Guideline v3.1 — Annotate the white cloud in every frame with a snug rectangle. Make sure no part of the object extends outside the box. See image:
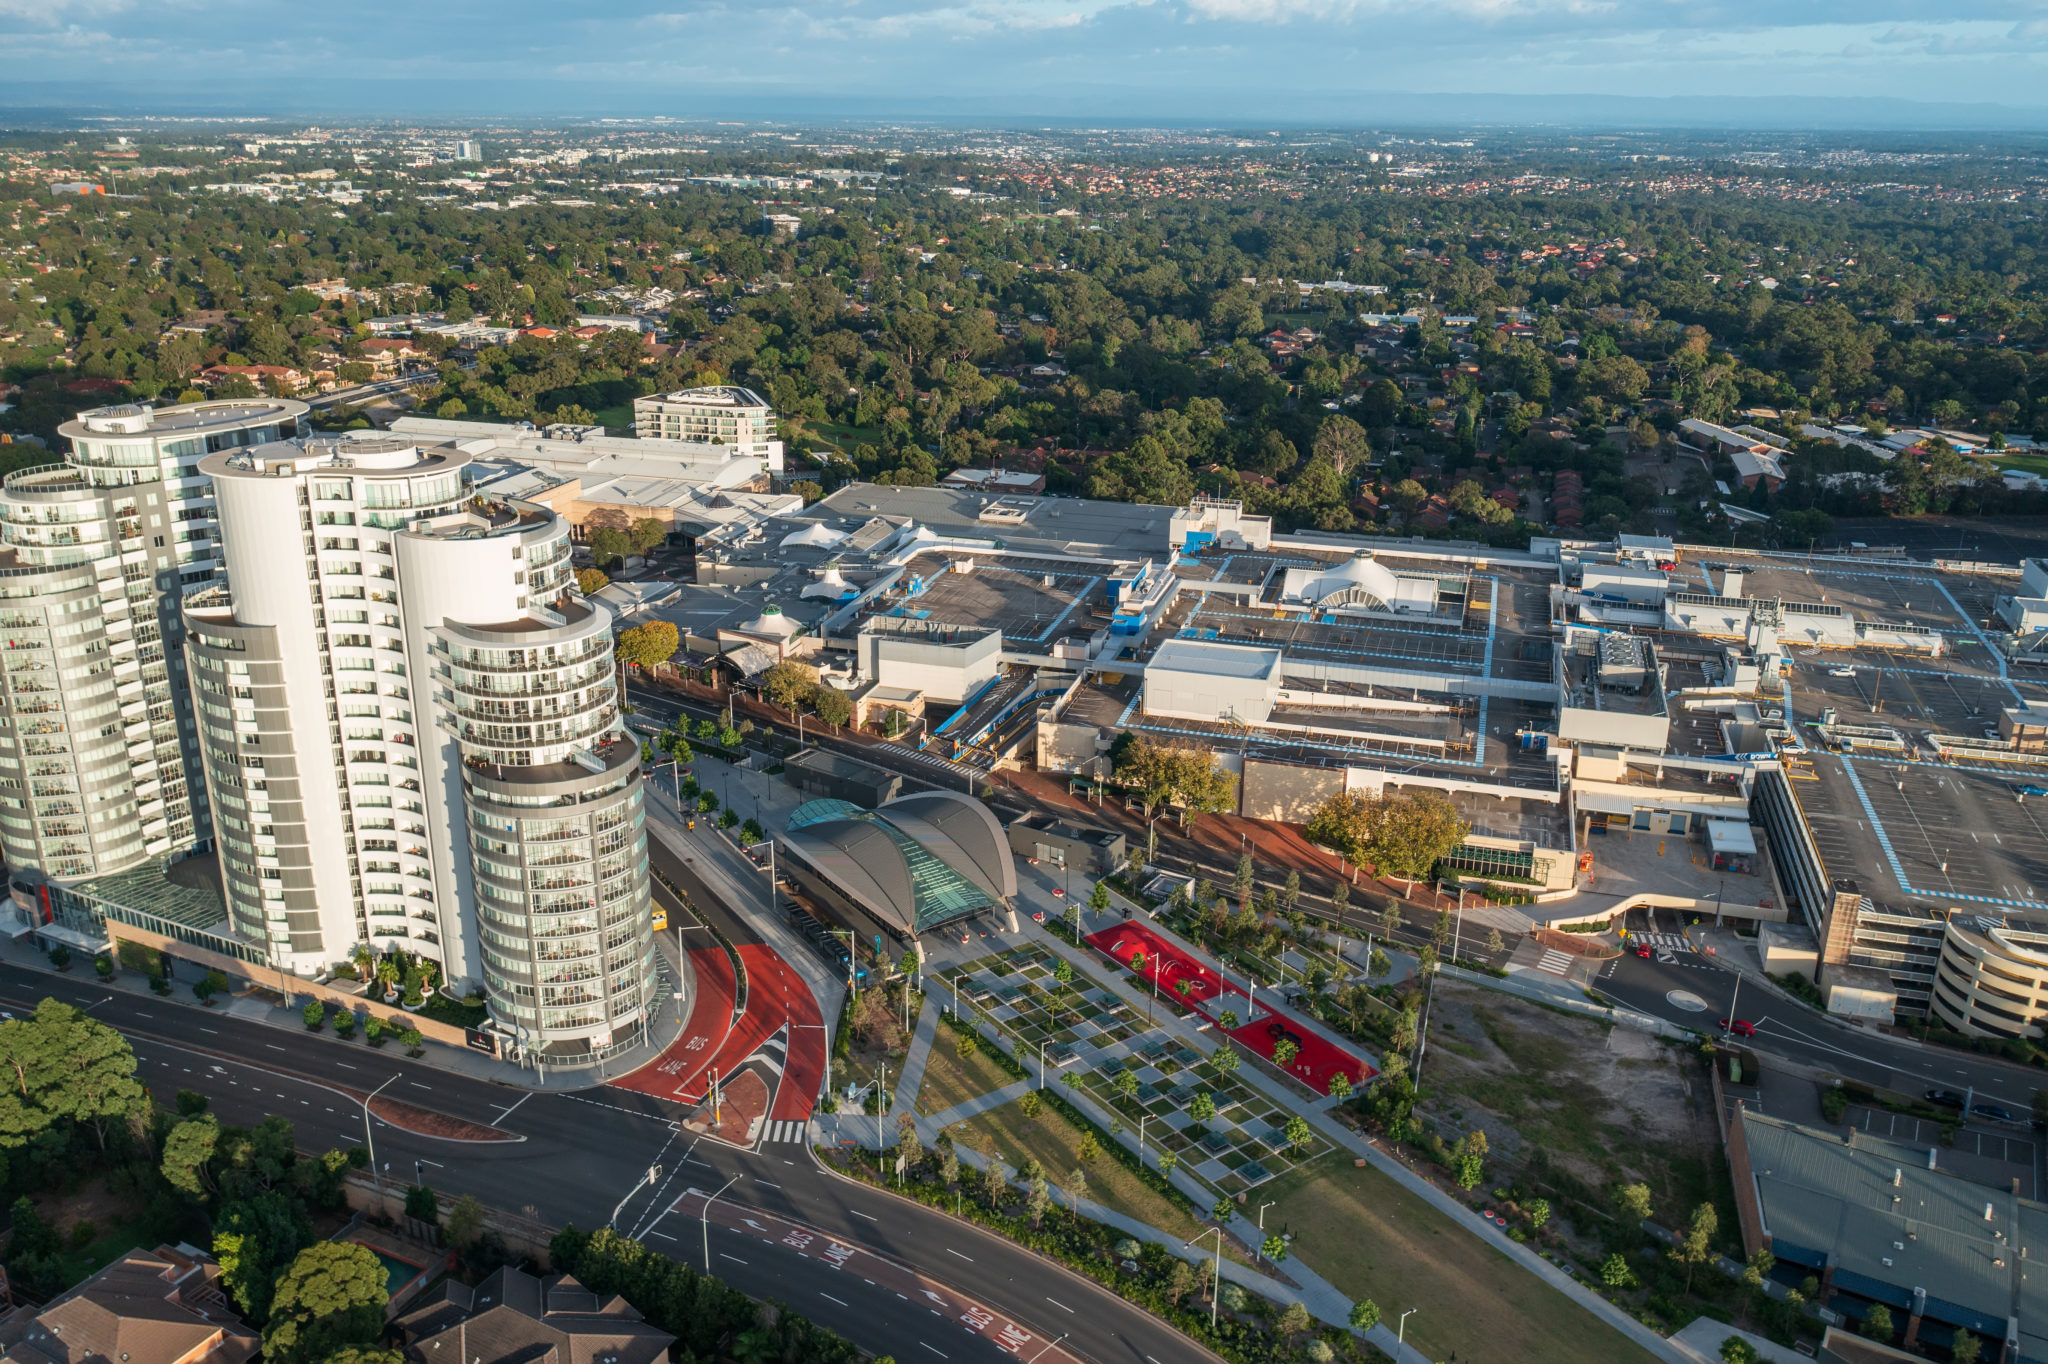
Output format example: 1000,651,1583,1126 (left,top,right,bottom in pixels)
0,0,130,21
